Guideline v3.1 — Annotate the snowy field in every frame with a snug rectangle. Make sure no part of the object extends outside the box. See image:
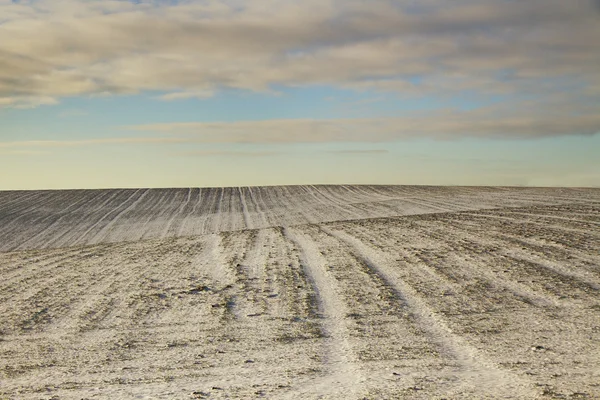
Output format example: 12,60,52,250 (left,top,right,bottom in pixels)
0,185,599,399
